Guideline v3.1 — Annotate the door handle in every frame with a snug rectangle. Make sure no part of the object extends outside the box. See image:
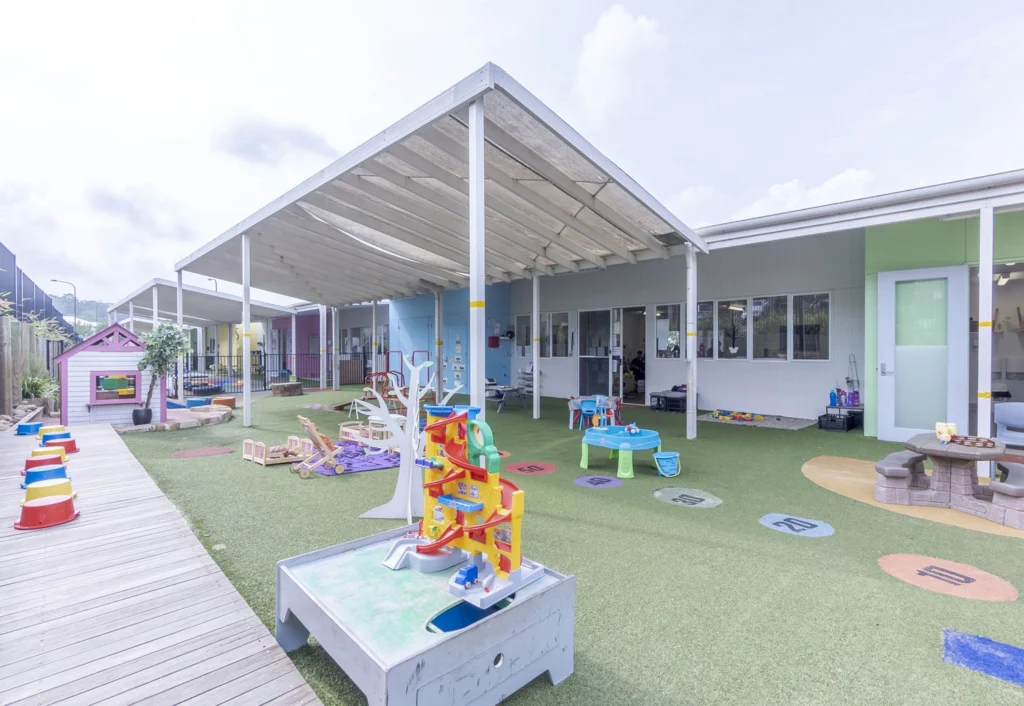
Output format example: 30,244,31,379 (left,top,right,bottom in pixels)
880,363,895,376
